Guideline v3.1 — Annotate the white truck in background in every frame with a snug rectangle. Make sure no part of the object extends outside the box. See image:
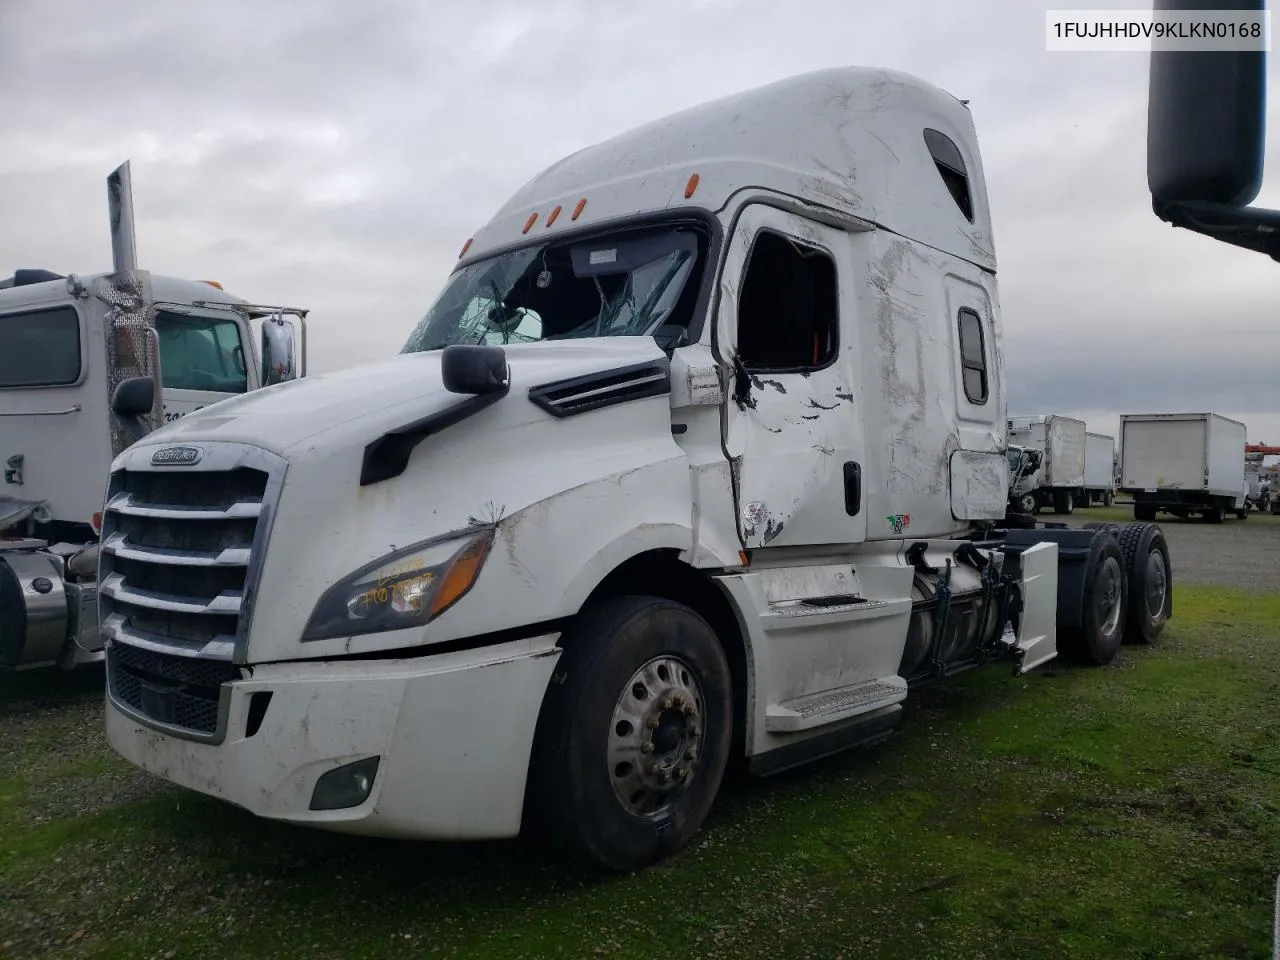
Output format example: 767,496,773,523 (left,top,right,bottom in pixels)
1007,414,1087,514
1119,413,1249,523
100,68,1176,873
0,162,309,671
1078,432,1117,508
